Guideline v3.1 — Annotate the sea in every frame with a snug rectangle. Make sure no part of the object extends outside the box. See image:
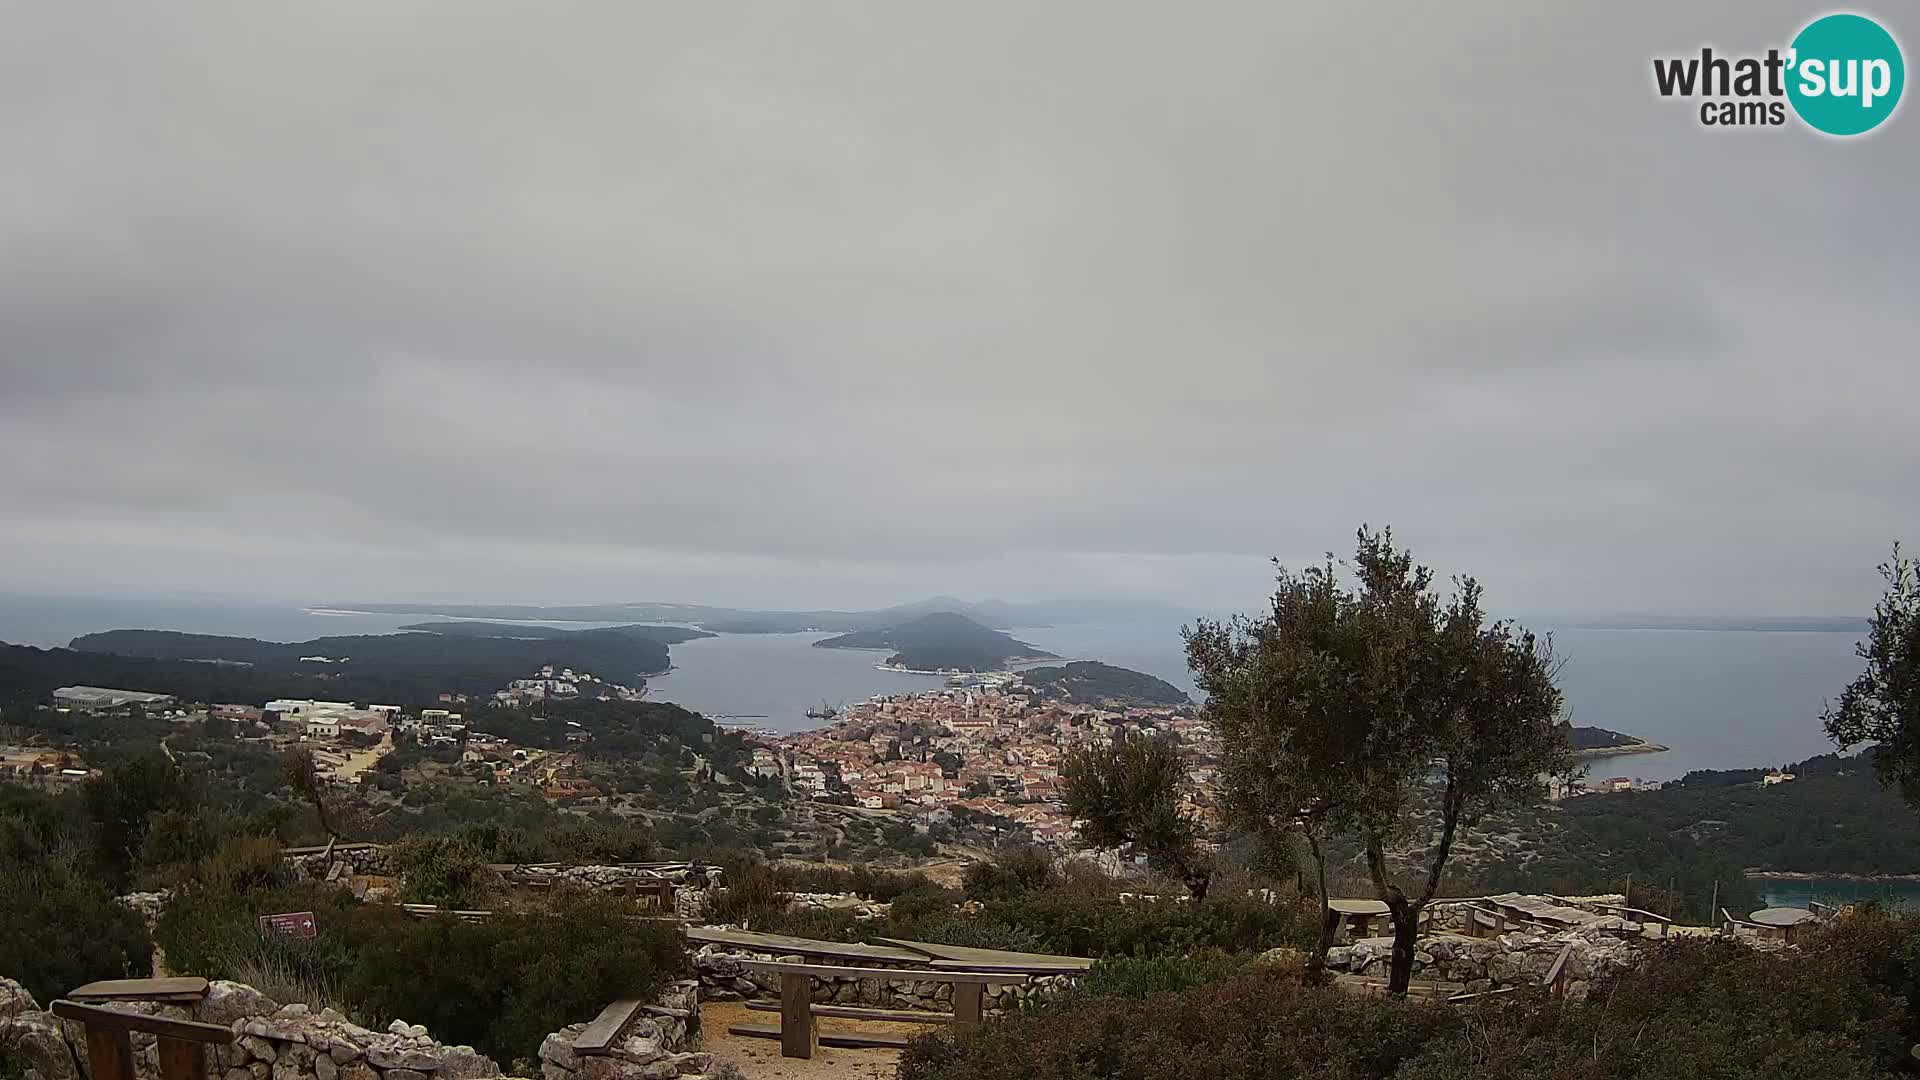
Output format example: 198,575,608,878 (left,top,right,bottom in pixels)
0,591,1869,782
